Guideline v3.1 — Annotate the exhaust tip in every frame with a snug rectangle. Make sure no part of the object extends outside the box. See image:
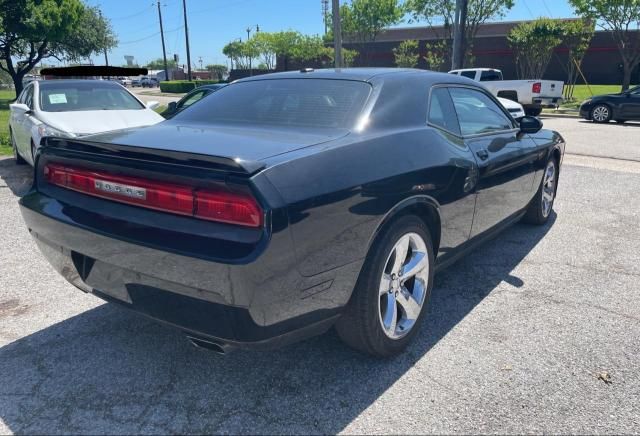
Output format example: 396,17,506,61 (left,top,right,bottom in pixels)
187,336,231,355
